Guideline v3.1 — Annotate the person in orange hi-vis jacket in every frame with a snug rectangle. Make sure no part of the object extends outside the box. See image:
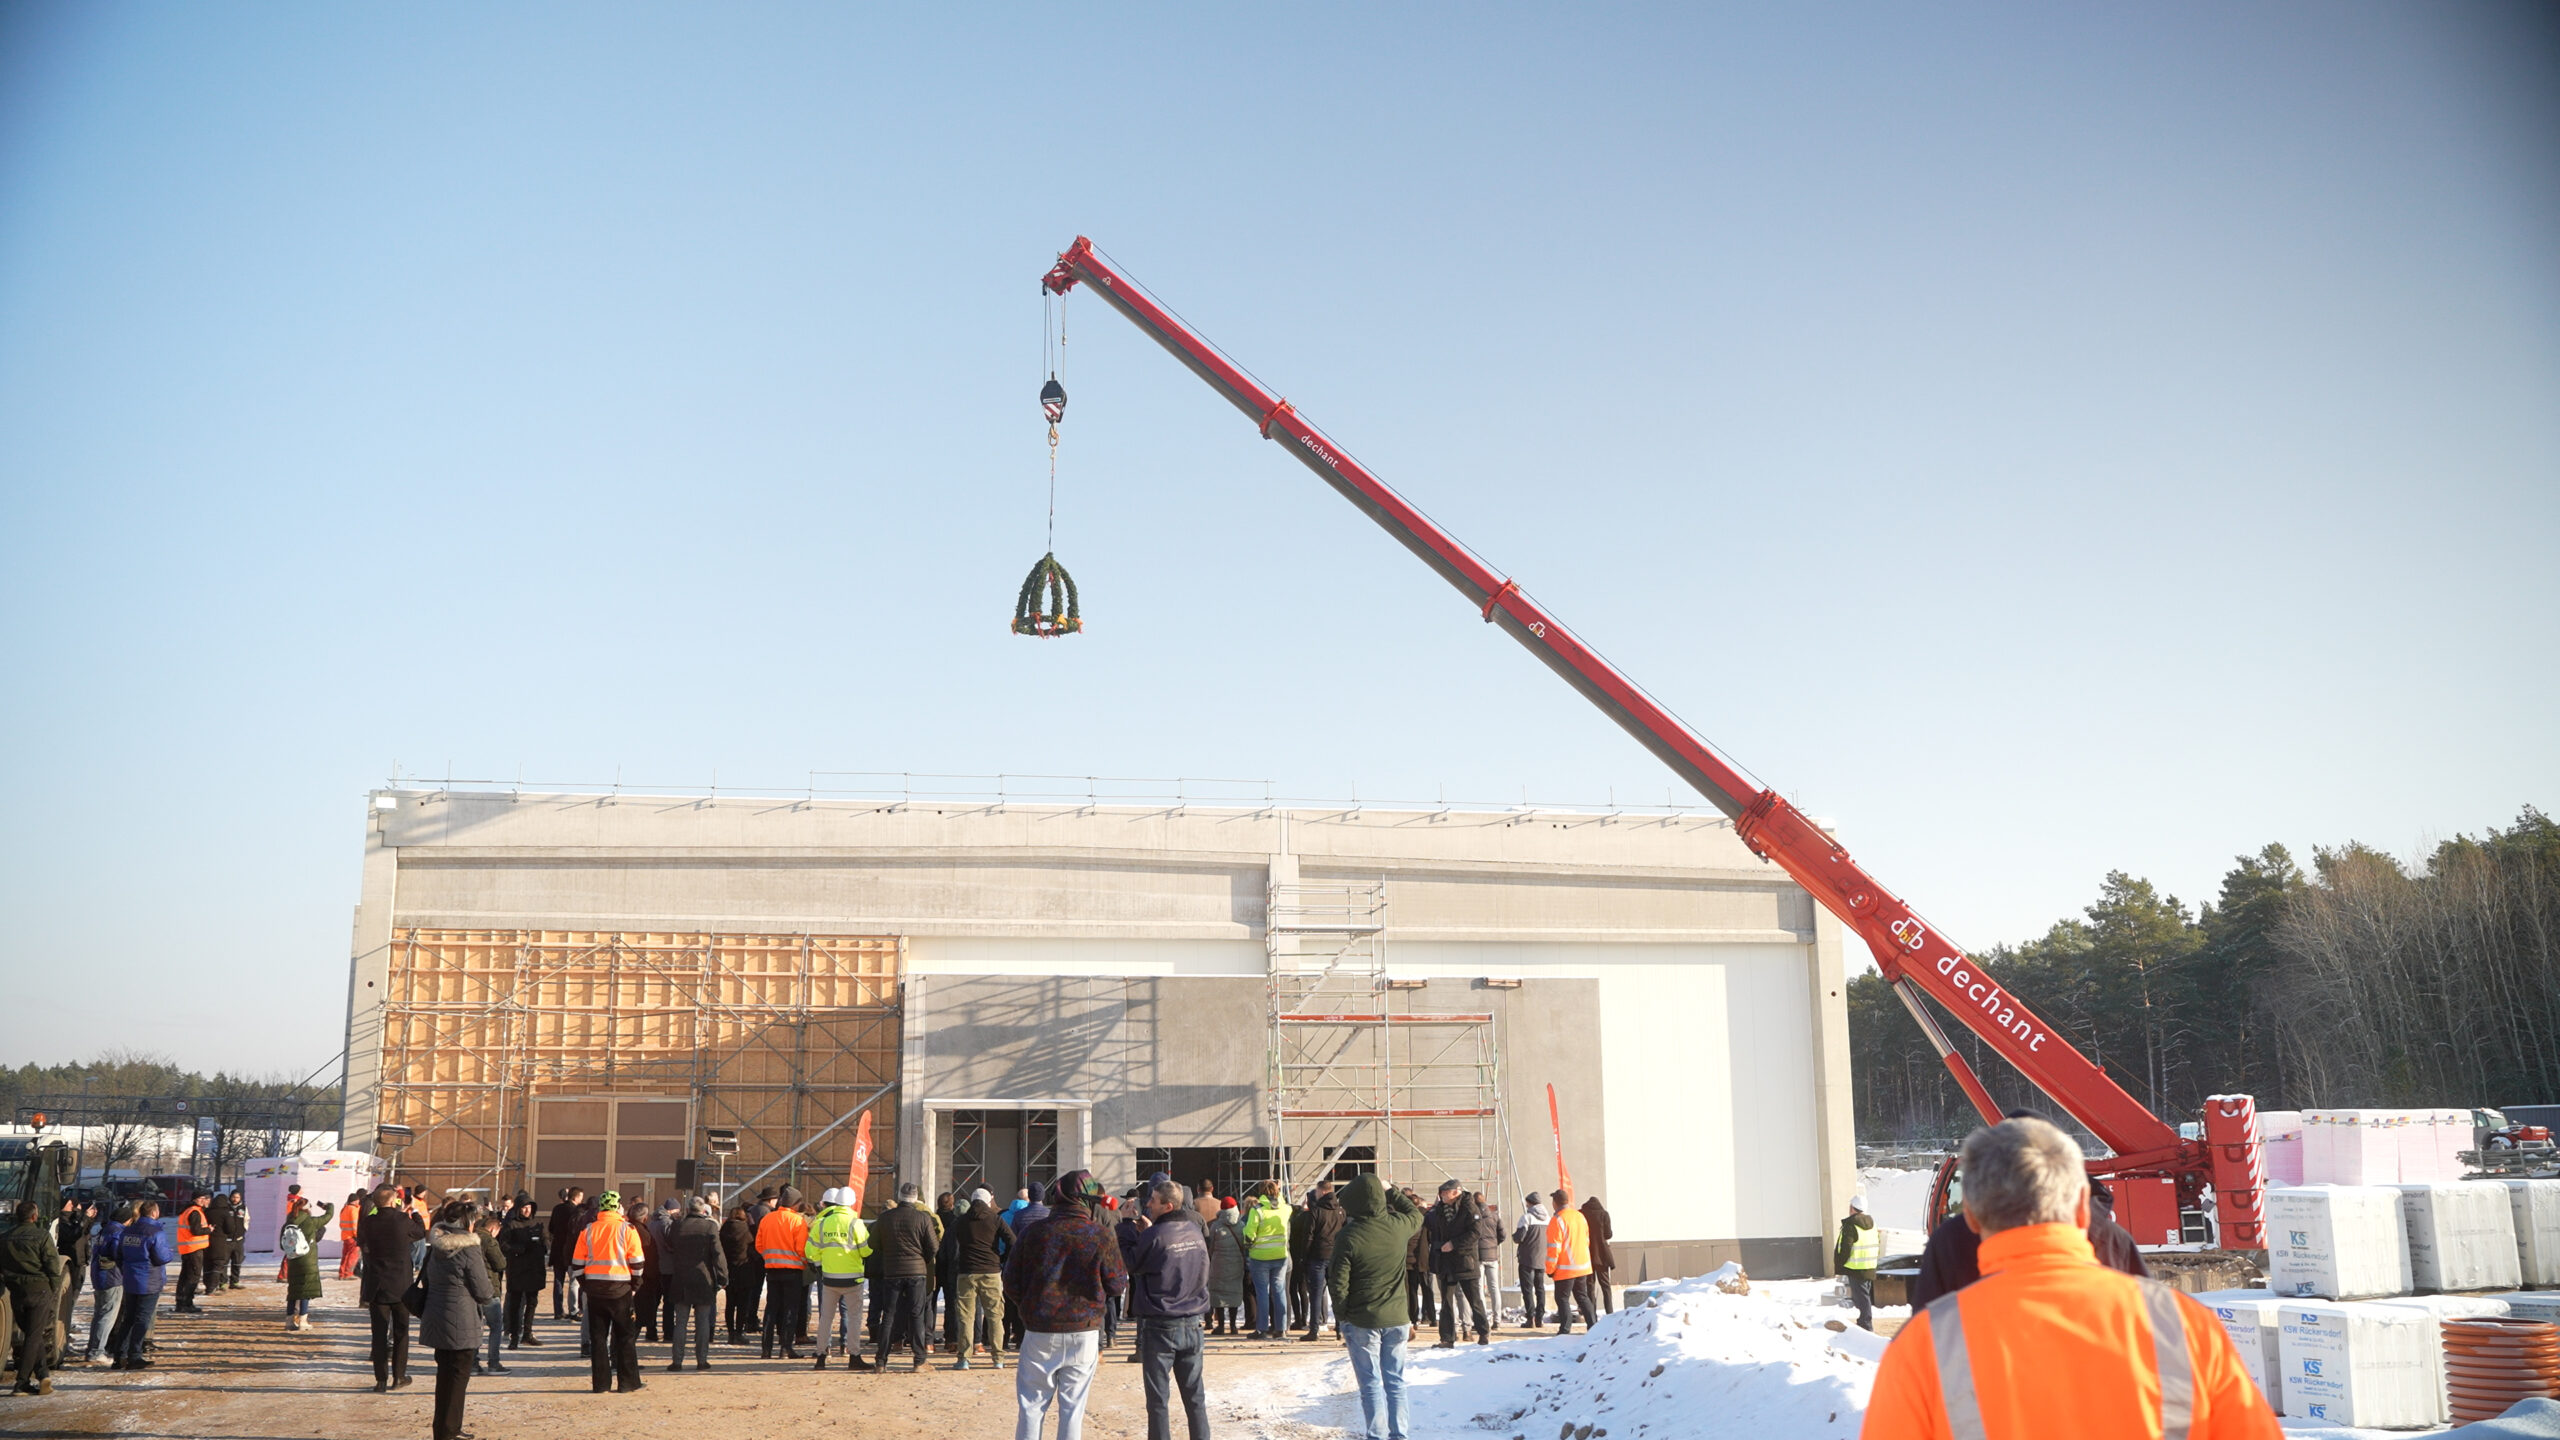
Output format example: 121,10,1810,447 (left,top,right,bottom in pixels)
573,1191,649,1393
752,1185,812,1361
337,1190,364,1280
1861,1117,2280,1440
1541,1188,1596,1336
